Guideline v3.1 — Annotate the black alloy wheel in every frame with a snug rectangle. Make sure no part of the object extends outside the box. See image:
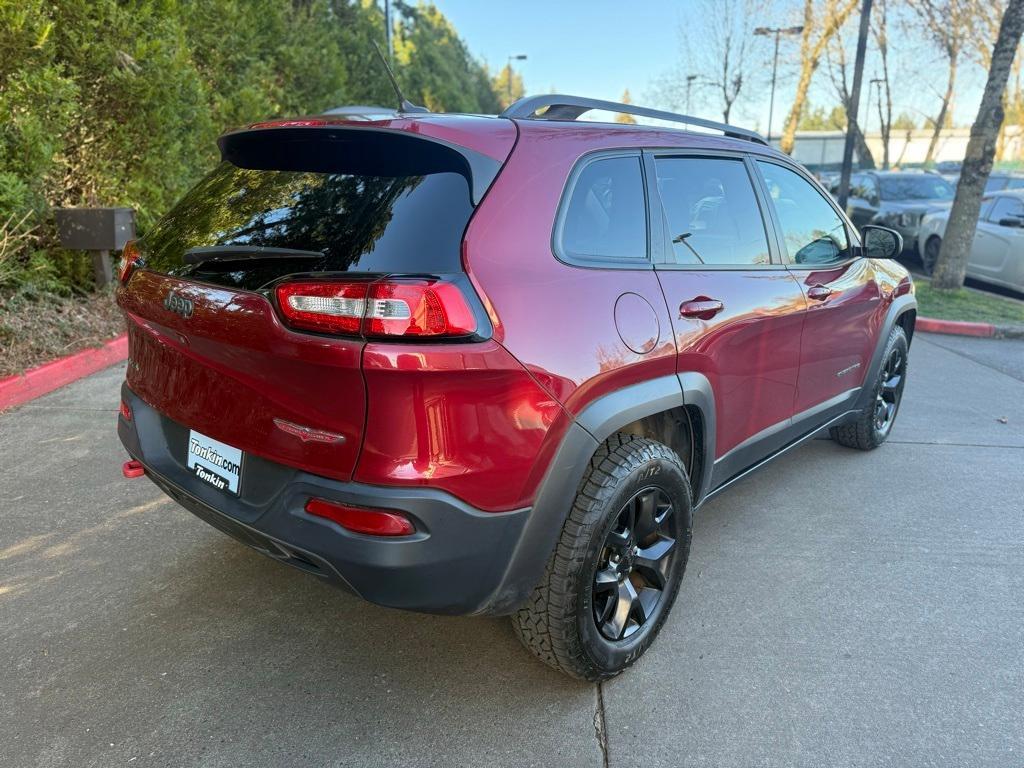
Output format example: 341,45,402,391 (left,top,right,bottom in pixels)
874,343,906,437
592,487,678,641
922,236,941,275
